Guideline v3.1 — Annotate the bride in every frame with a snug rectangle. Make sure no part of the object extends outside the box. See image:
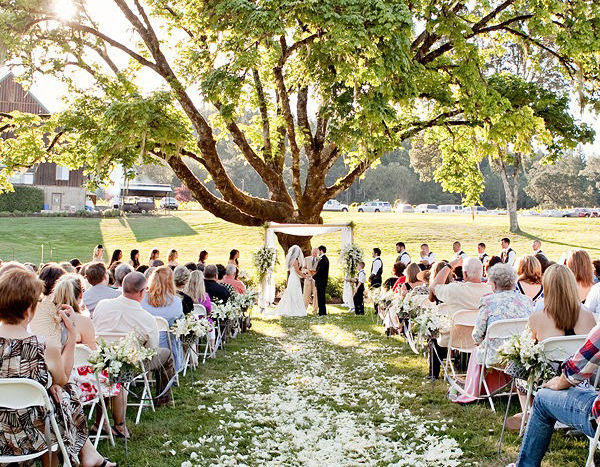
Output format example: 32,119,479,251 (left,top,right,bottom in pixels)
265,245,308,317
